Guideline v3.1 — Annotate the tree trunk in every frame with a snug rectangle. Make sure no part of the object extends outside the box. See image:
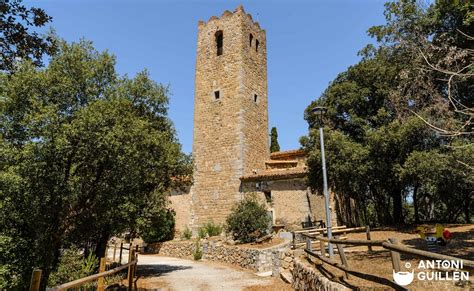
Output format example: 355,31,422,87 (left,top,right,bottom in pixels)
94,230,111,260
464,190,471,223
392,190,403,224
413,185,419,224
